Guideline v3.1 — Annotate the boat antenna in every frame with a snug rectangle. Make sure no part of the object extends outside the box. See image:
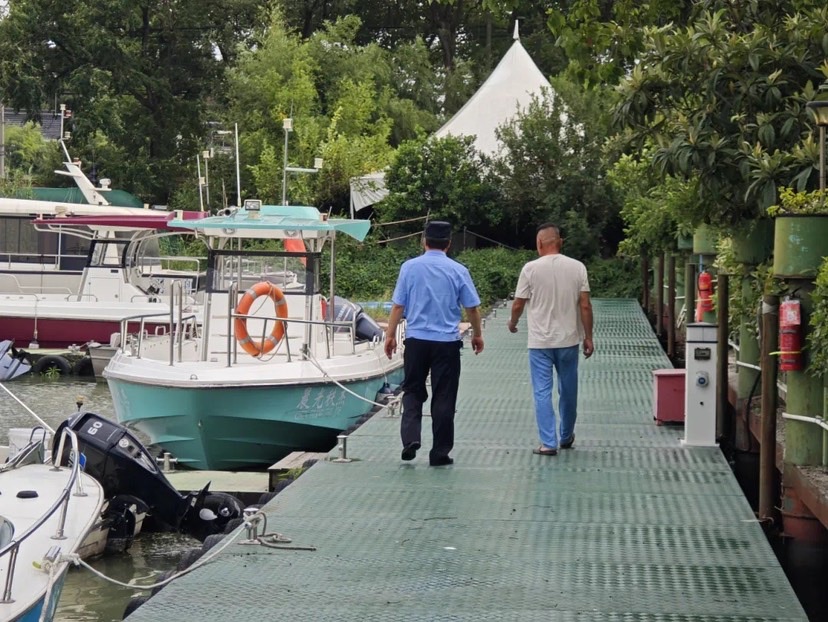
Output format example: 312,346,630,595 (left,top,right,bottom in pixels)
0,382,56,433
235,122,242,207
